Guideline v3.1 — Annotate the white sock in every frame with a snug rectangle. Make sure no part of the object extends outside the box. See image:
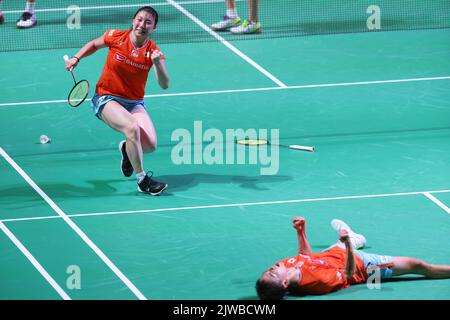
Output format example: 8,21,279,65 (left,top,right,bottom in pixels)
136,171,146,183
25,1,35,14
226,8,237,19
